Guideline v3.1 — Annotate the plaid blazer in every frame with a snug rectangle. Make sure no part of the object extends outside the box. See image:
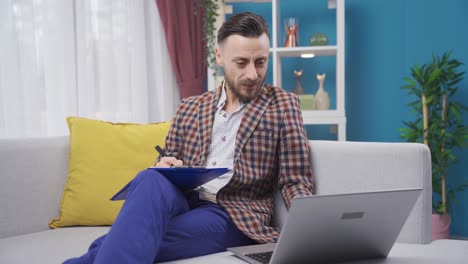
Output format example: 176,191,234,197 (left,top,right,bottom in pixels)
164,85,314,243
